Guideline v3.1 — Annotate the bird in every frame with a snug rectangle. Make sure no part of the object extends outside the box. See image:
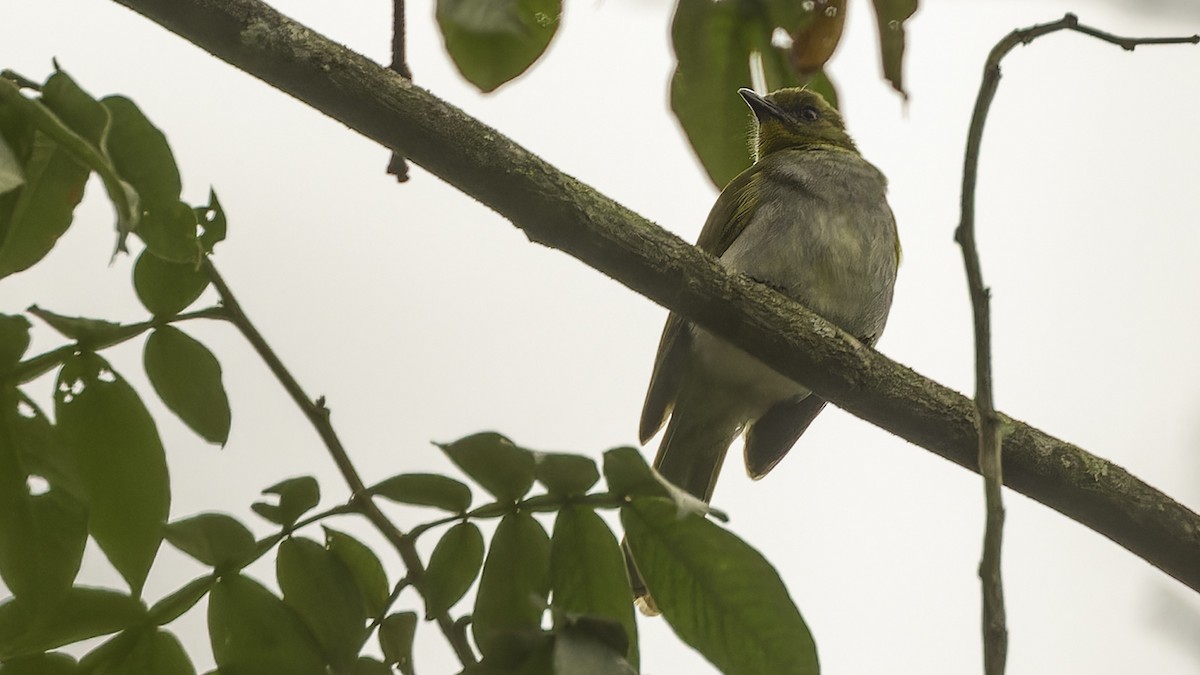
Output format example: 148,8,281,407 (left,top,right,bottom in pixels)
628,86,900,610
